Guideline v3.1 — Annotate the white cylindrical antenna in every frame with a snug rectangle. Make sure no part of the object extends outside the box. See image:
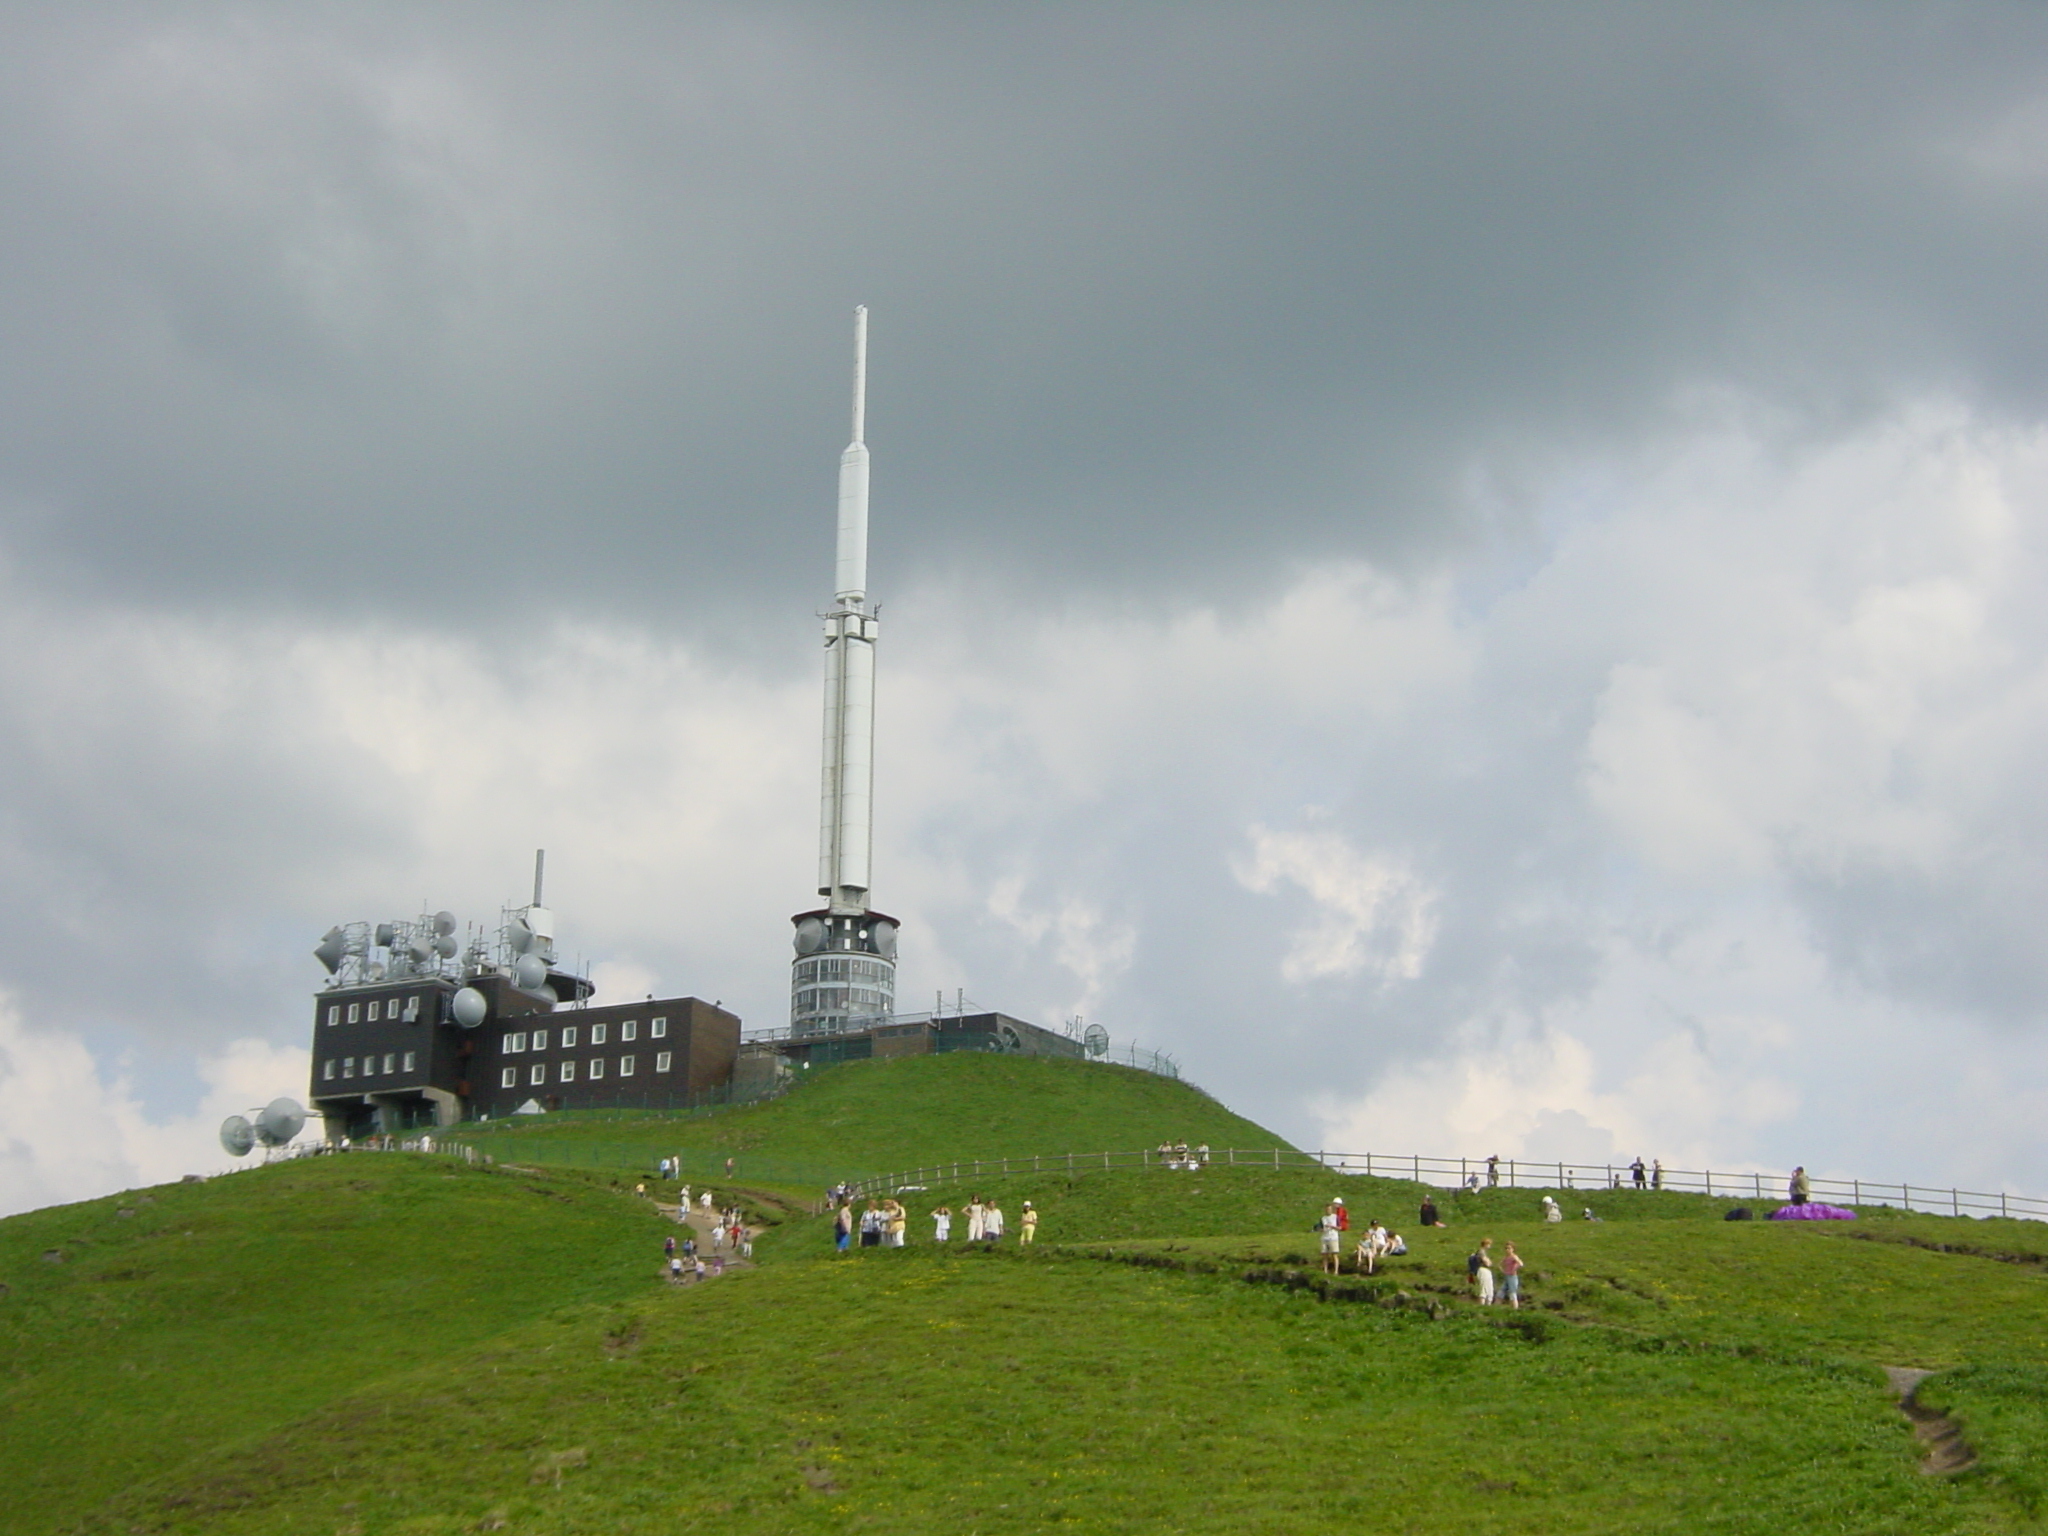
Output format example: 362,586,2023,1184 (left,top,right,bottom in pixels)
835,307,870,605
533,848,546,907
